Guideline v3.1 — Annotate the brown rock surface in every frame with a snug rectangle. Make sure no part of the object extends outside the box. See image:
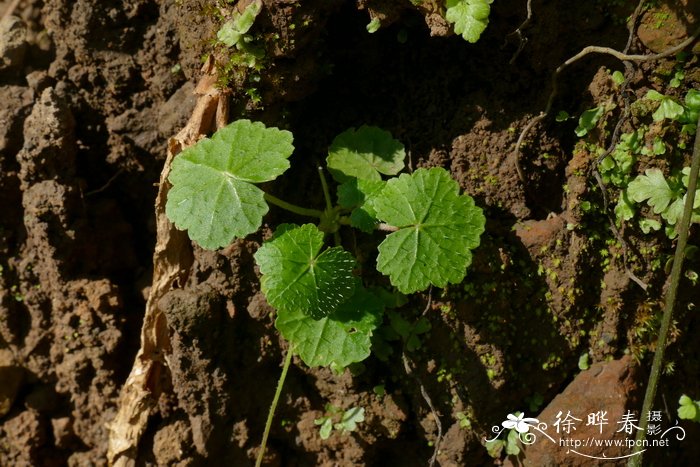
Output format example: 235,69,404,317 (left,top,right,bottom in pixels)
517,356,643,466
